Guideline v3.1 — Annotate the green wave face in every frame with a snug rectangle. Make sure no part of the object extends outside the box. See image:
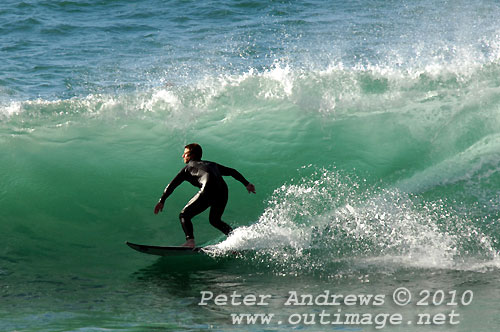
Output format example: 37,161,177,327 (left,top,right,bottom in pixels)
2,62,500,276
